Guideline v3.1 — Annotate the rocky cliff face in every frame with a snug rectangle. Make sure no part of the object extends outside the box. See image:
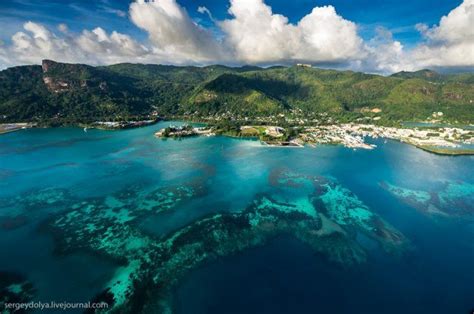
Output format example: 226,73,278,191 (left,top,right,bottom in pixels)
41,59,54,73
42,76,71,93
42,59,88,75
41,59,107,93
42,60,75,93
